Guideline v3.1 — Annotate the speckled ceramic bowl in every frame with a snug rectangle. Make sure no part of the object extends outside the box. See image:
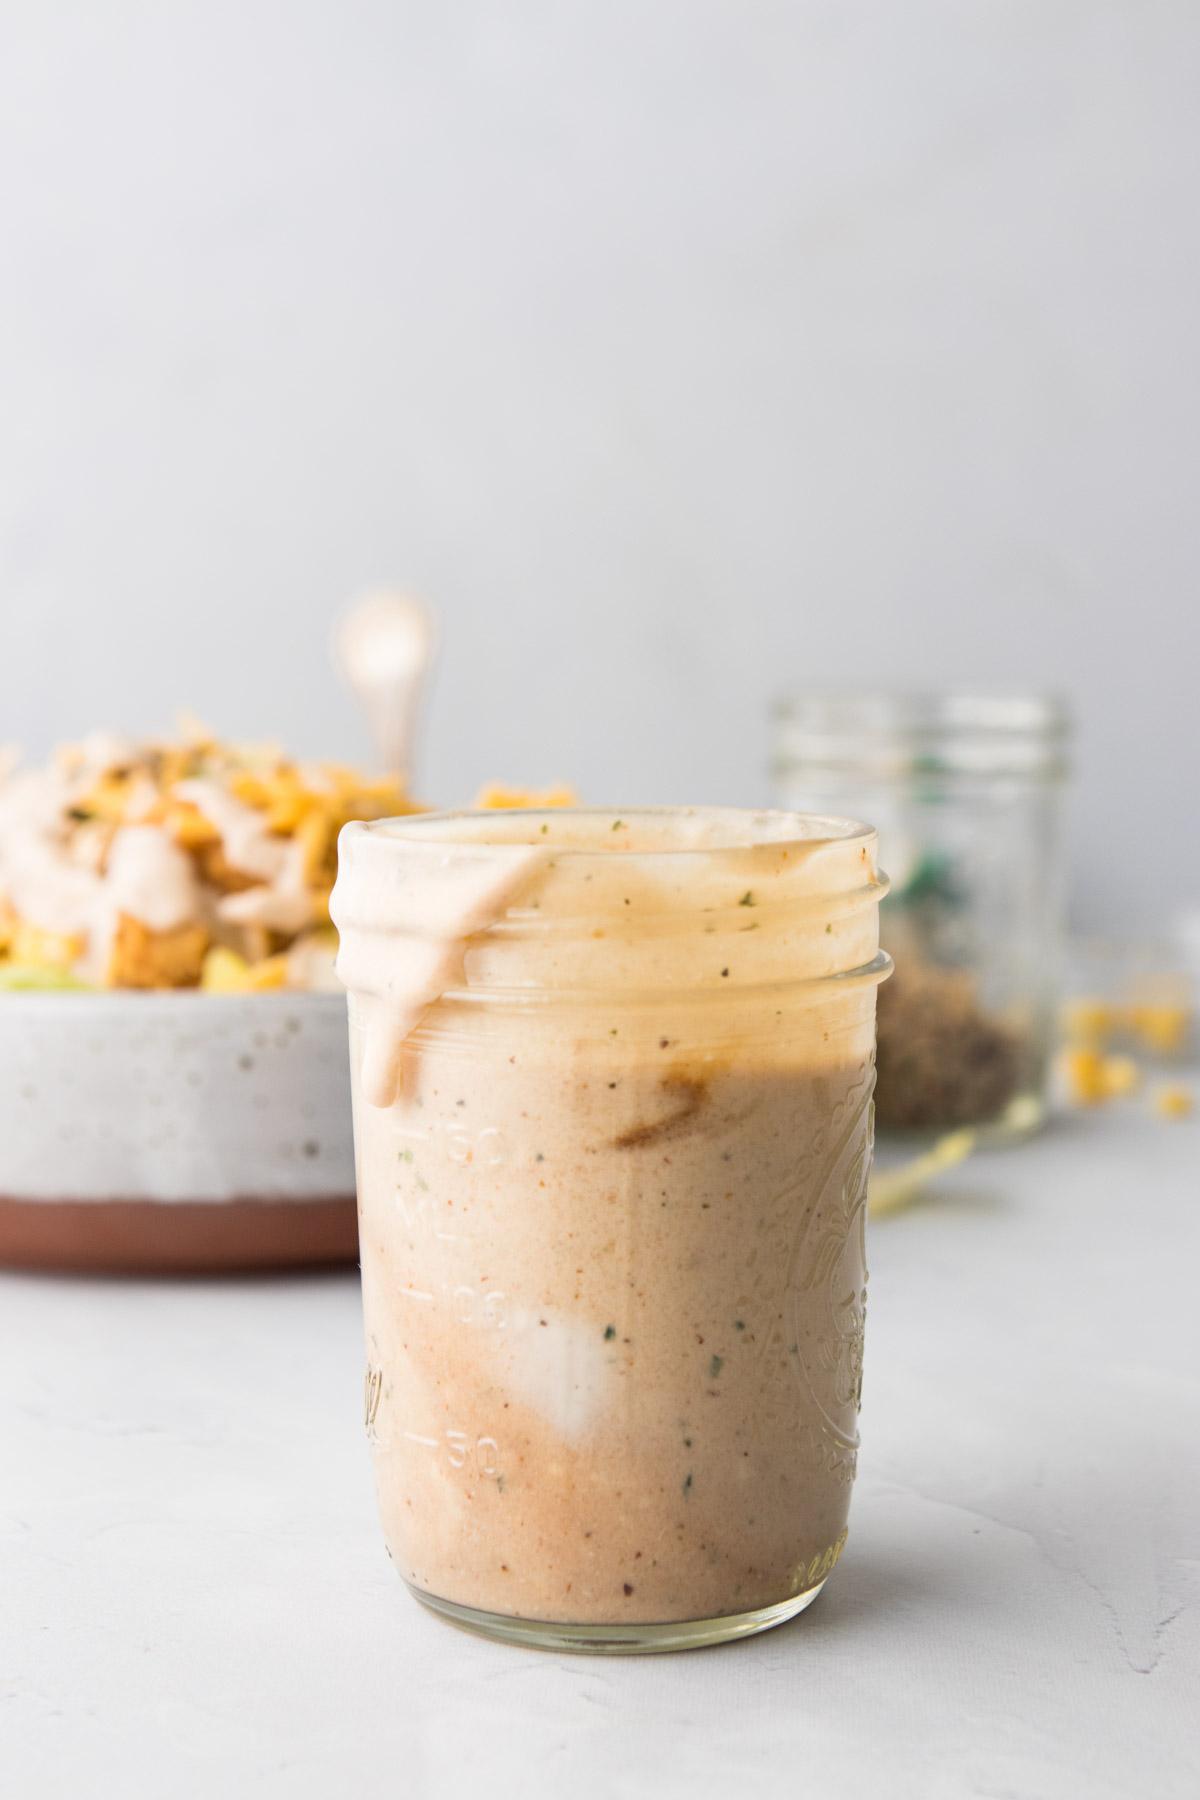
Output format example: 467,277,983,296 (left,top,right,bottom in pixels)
0,992,357,1272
